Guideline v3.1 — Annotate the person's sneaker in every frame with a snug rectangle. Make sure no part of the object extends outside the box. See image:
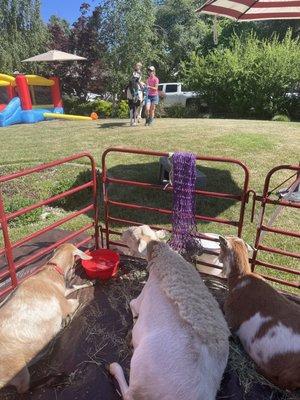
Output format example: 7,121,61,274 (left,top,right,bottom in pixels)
148,117,154,125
